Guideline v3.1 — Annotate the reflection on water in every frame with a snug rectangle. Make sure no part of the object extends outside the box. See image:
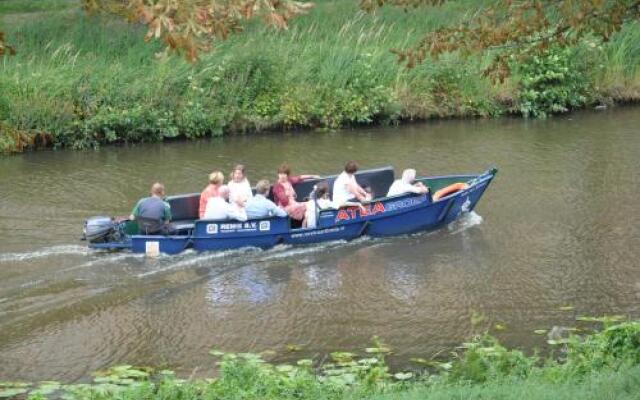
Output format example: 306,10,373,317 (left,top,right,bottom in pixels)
1,108,640,381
